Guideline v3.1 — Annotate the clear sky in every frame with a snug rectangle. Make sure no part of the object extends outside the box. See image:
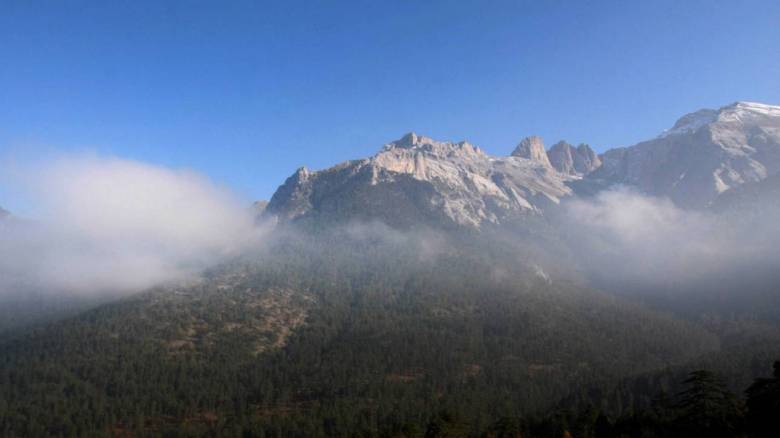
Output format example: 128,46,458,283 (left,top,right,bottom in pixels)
1,0,779,211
